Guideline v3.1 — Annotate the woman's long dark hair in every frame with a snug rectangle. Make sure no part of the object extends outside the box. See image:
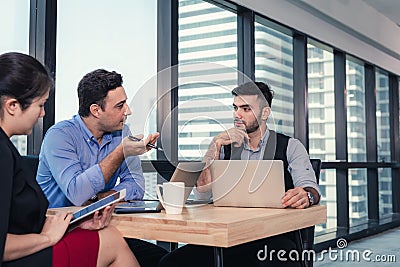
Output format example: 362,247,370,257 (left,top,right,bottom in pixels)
0,52,53,116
